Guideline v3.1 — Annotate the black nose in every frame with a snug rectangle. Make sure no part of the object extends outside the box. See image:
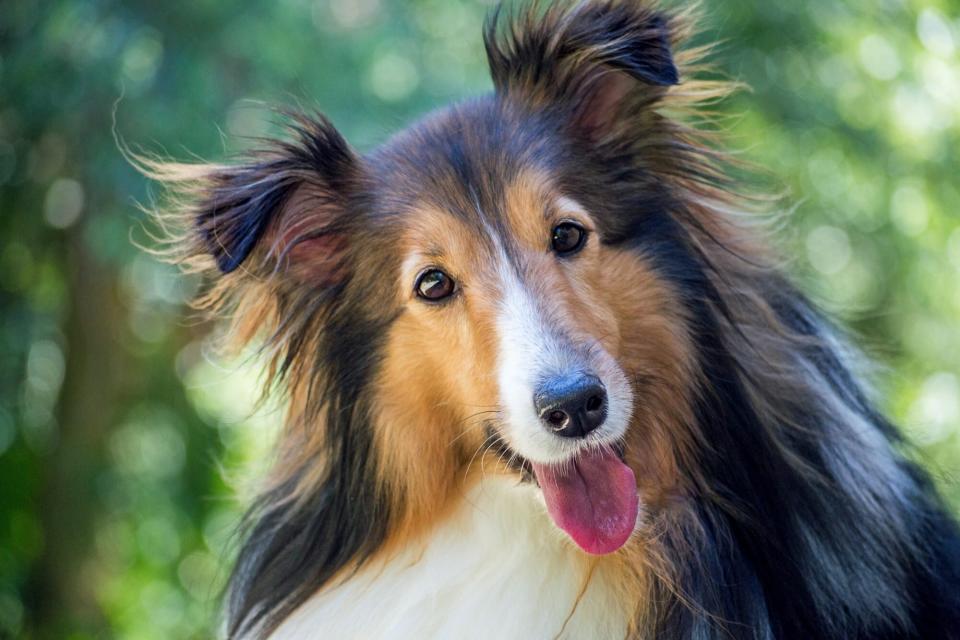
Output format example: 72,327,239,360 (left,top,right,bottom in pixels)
534,373,608,439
